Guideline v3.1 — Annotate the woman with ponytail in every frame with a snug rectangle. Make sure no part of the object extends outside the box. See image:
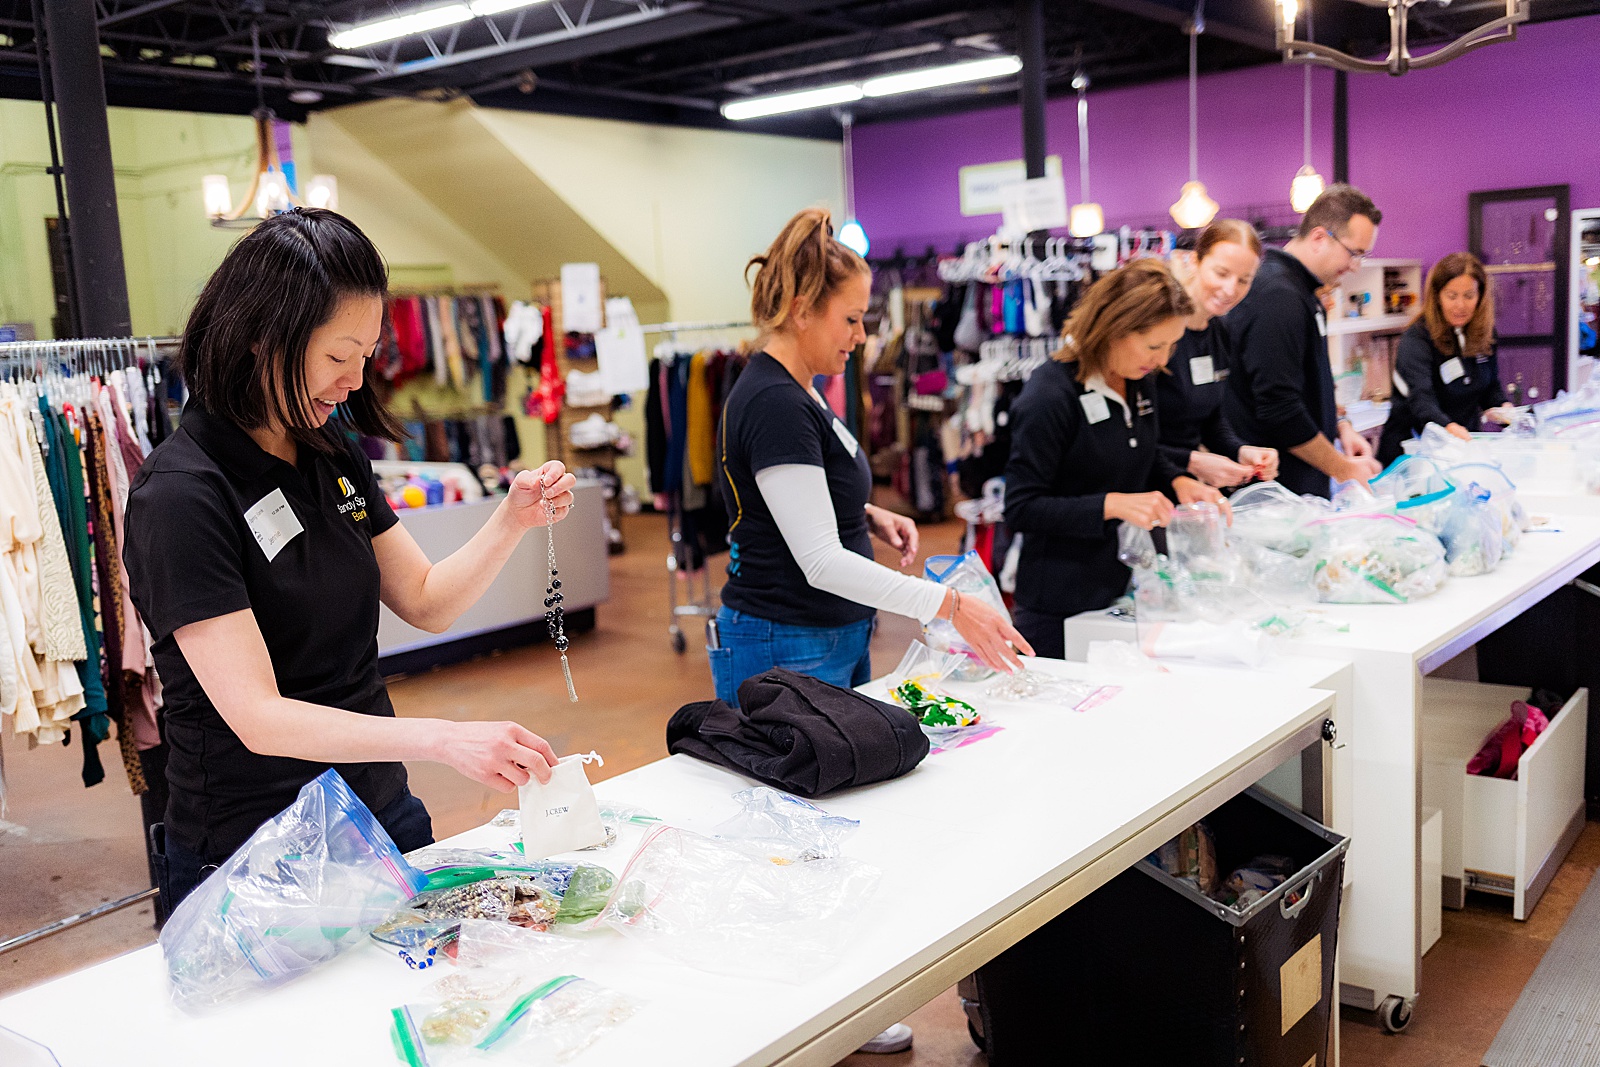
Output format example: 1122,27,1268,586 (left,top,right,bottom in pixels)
712,207,1030,707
